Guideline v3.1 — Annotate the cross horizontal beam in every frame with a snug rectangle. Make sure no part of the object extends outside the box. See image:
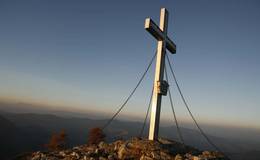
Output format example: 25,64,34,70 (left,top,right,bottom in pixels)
145,18,176,54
